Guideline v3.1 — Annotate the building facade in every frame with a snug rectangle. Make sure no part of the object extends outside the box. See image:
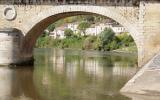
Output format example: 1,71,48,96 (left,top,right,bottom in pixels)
50,22,127,38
